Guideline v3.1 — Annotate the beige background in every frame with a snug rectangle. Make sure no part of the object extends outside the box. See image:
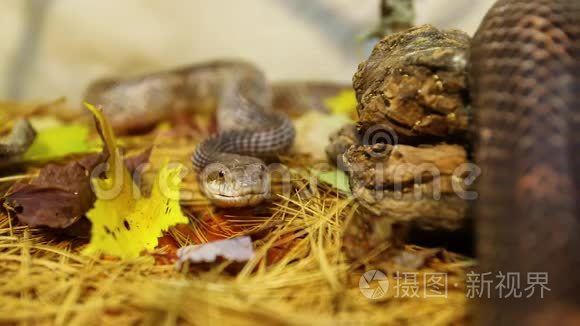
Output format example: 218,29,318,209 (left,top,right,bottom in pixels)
0,0,495,106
